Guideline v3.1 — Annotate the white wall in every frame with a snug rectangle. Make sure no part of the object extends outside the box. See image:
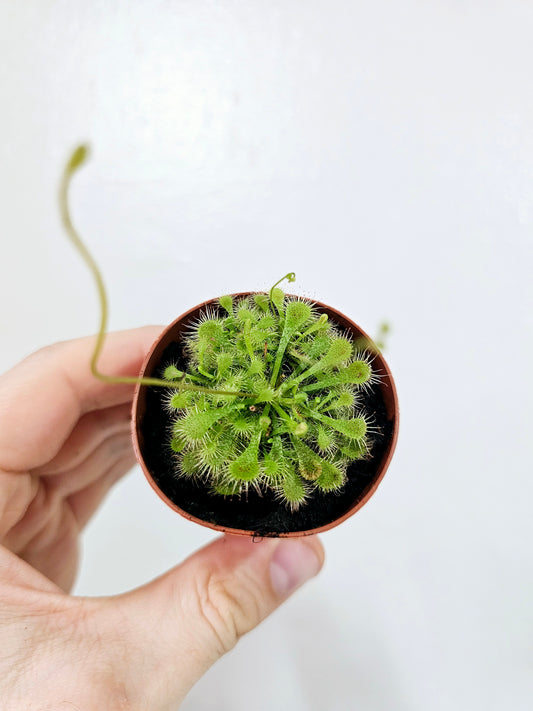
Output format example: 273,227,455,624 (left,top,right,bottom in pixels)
1,2,531,709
